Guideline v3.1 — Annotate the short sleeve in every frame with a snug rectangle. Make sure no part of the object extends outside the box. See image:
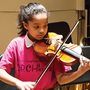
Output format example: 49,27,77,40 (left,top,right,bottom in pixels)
0,40,15,73
54,60,72,76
